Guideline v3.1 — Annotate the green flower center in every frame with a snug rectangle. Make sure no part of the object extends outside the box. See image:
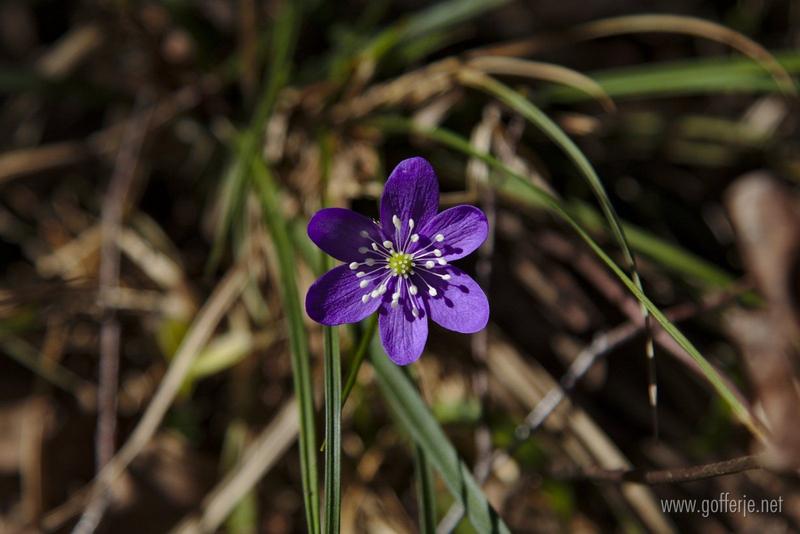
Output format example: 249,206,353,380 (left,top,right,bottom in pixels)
388,251,413,275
